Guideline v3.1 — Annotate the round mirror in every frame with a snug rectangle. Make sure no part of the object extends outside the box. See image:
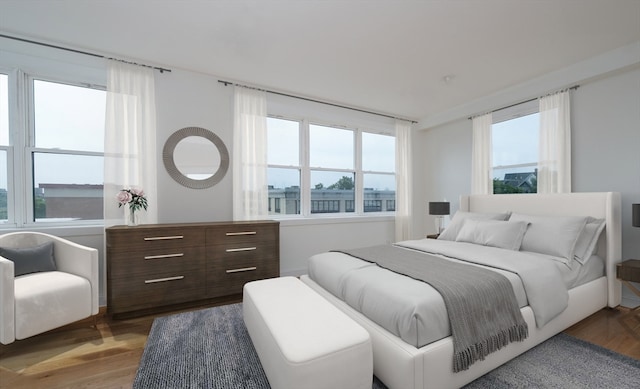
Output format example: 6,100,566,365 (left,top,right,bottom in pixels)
163,127,229,189
173,136,221,180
